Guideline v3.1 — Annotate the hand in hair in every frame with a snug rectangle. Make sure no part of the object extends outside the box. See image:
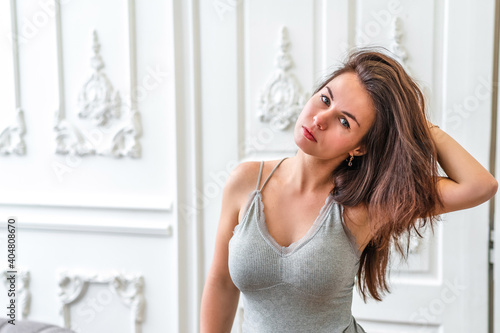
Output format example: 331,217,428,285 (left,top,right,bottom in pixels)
428,125,497,215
